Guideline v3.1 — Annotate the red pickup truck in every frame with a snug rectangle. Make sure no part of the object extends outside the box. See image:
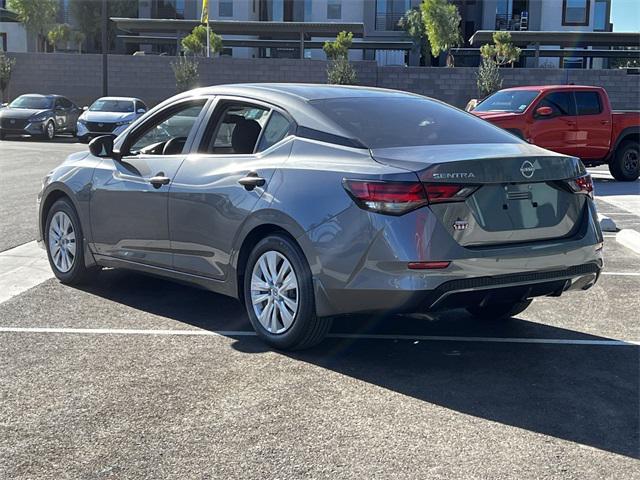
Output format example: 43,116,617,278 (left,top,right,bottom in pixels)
471,85,640,181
